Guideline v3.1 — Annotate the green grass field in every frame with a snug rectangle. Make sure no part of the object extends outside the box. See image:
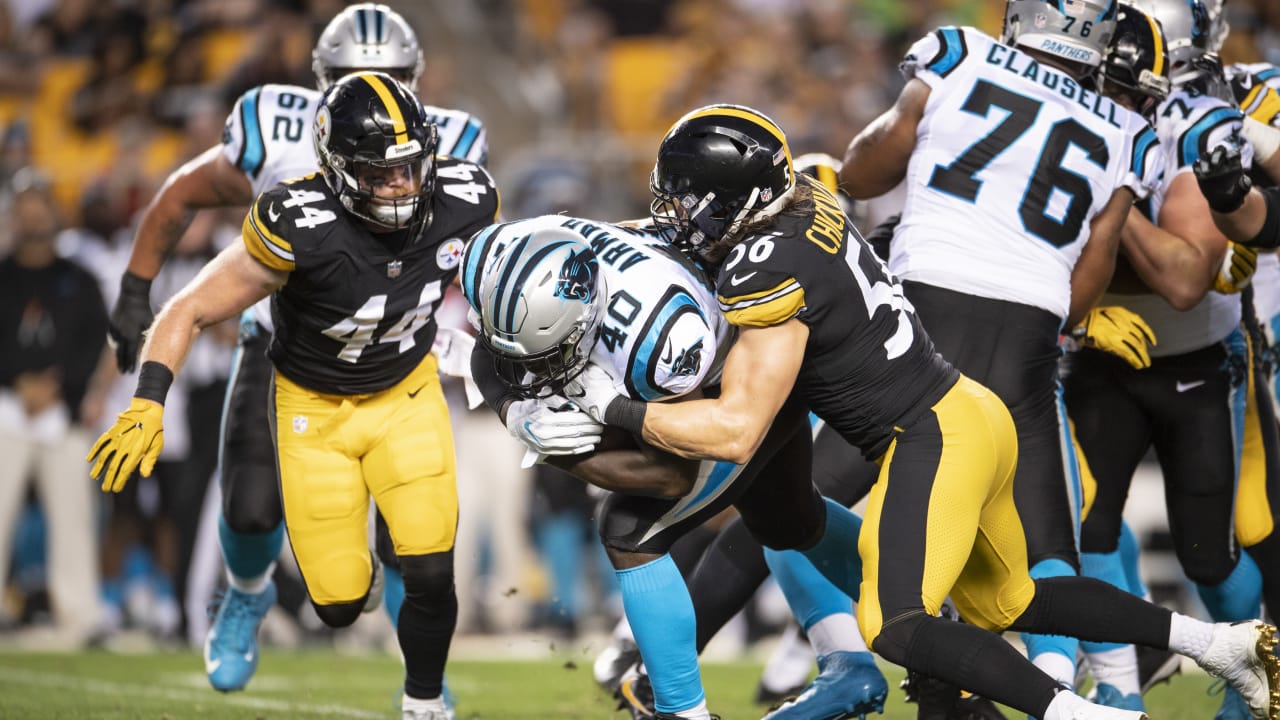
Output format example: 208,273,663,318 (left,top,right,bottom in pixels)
0,650,1228,719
